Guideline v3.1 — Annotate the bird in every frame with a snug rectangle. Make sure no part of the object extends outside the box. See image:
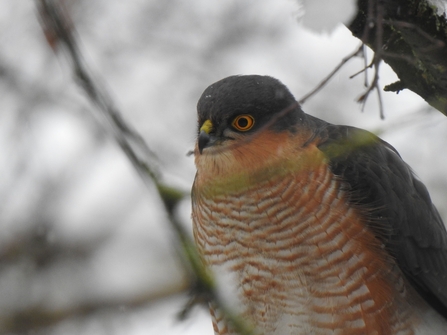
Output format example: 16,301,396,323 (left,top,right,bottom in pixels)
191,75,447,335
